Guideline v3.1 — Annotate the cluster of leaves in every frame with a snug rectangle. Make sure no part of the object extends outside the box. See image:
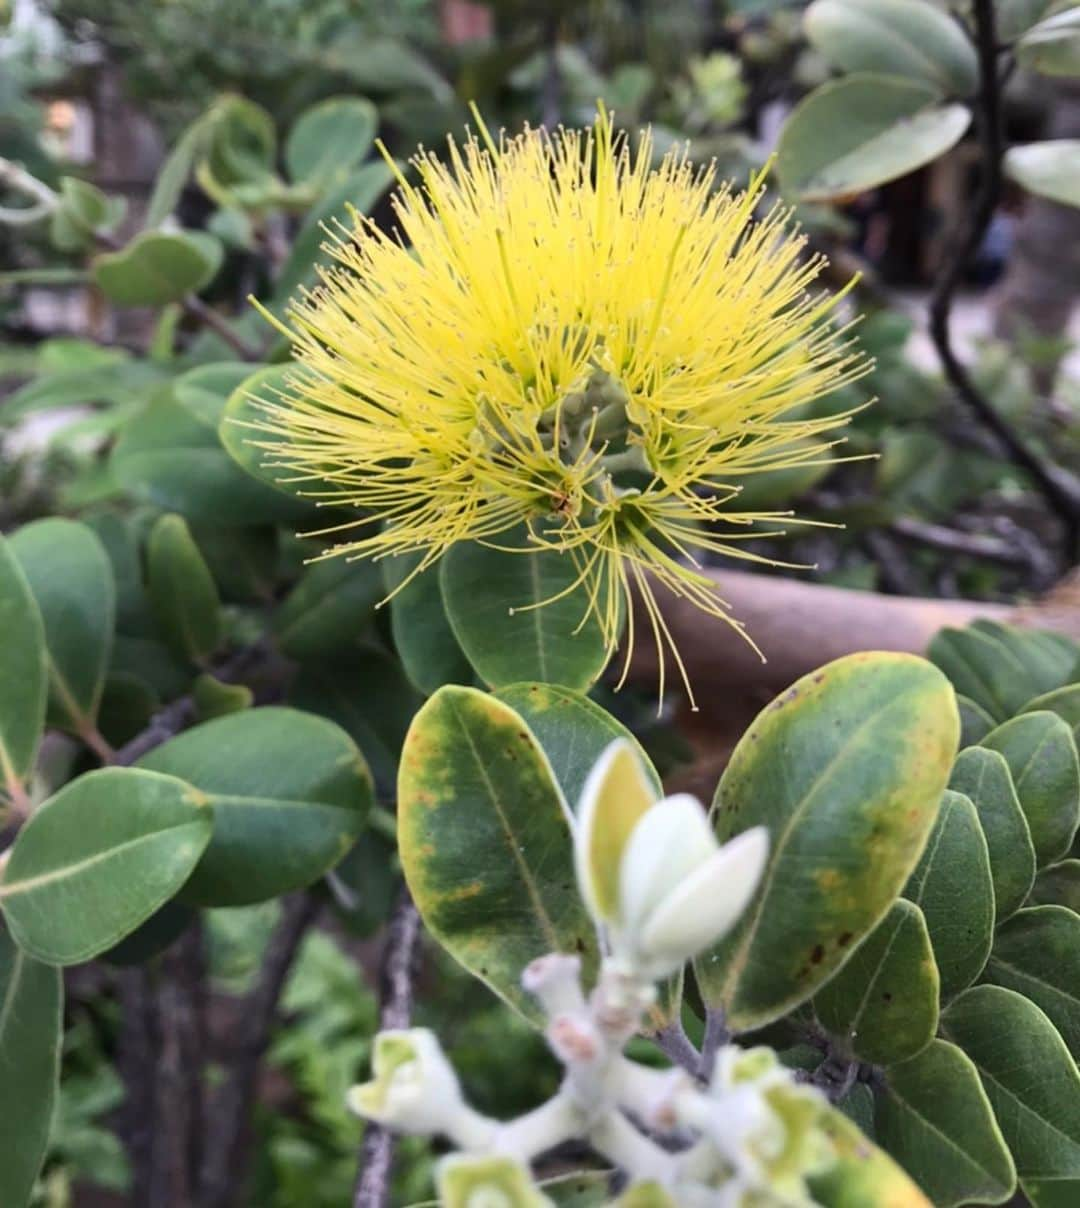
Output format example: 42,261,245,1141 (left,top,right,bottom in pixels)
775,0,1080,206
